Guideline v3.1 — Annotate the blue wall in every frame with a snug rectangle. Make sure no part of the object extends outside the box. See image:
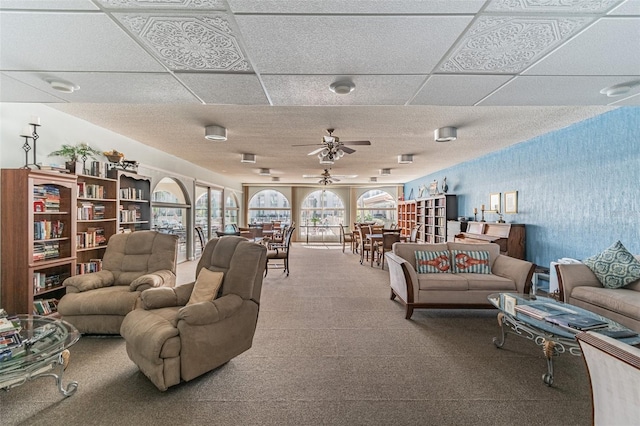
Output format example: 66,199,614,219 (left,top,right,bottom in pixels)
404,107,640,267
